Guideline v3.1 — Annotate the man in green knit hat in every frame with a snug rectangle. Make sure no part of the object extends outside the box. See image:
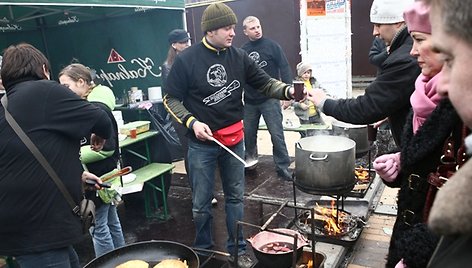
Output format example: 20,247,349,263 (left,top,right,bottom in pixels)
164,2,296,267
